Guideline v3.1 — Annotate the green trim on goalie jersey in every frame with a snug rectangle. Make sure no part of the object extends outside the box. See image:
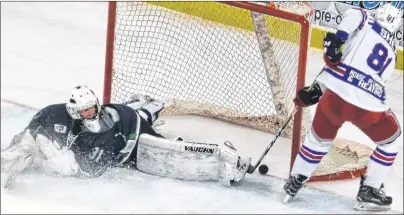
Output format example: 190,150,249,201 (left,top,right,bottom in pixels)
147,2,403,72
128,133,137,140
